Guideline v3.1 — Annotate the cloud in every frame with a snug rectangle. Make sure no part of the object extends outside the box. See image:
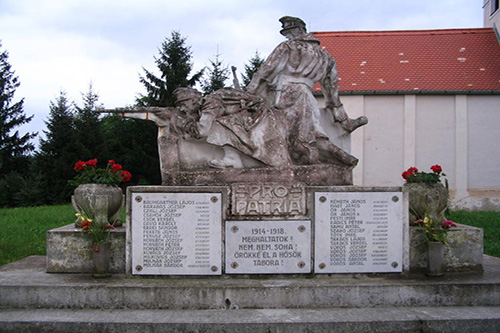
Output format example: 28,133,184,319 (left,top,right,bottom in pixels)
0,0,484,146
